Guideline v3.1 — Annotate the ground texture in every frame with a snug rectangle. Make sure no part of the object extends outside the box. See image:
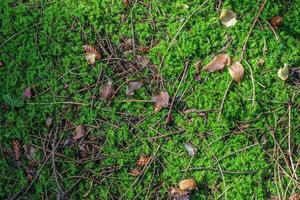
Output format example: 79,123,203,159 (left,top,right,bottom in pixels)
0,0,300,199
